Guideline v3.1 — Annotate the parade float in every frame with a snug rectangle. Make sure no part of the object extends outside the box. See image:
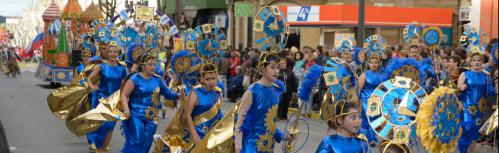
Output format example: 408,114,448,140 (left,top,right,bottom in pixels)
34,0,83,86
